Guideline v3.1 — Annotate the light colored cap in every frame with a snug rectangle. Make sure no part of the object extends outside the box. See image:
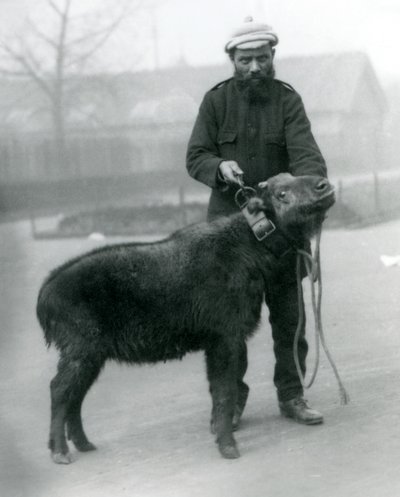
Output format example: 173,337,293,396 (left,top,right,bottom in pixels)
225,16,279,52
